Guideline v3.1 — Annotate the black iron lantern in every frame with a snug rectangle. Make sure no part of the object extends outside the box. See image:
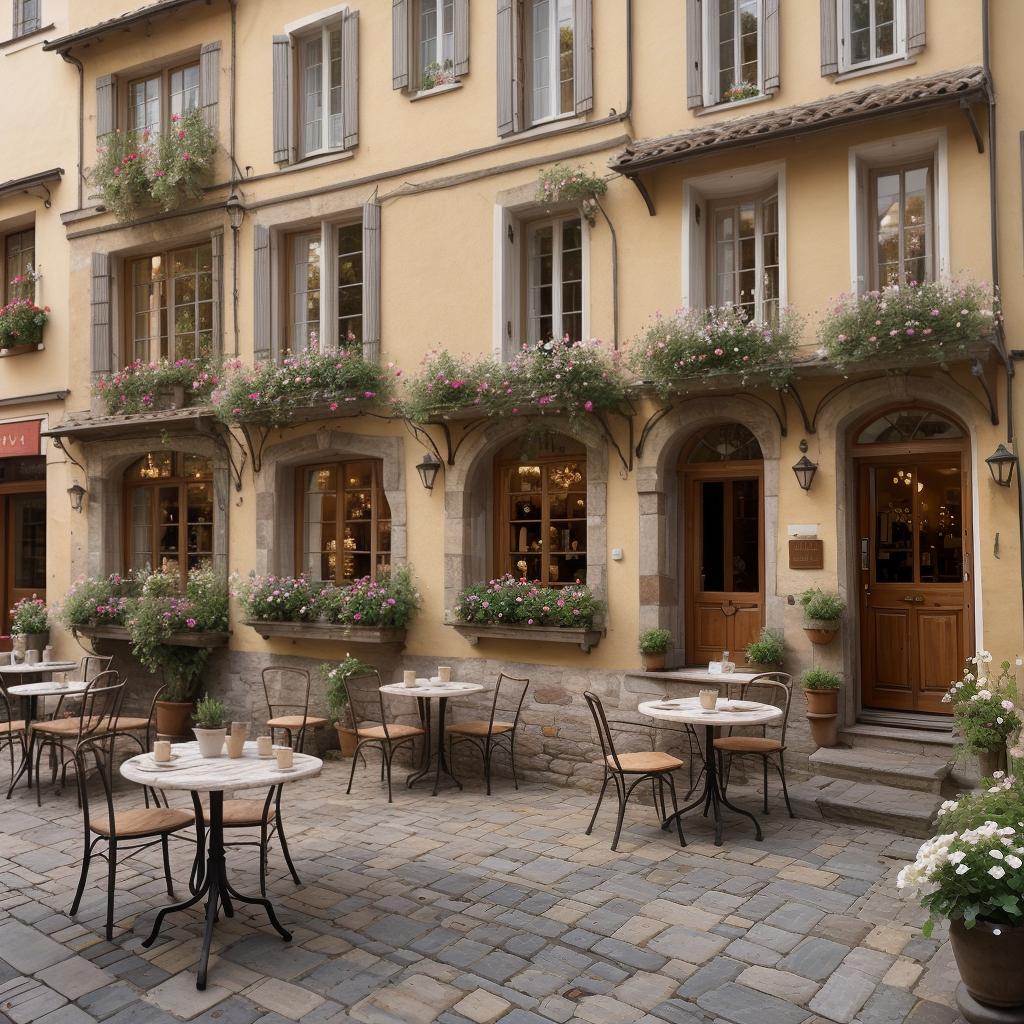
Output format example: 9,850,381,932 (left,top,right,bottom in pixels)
225,192,245,231
67,482,86,513
986,443,1017,487
792,440,818,492
416,451,442,492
